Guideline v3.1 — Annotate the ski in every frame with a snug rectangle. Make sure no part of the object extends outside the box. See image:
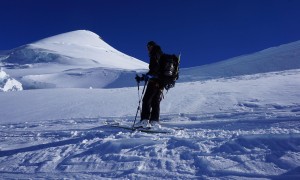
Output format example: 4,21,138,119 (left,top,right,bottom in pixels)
105,122,172,134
